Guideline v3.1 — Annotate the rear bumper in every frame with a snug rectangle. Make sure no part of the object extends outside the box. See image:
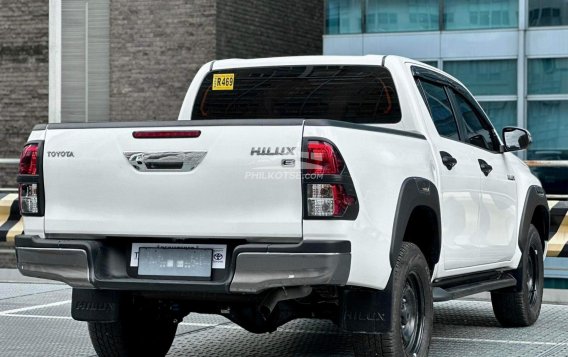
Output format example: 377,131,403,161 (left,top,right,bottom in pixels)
15,235,351,294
